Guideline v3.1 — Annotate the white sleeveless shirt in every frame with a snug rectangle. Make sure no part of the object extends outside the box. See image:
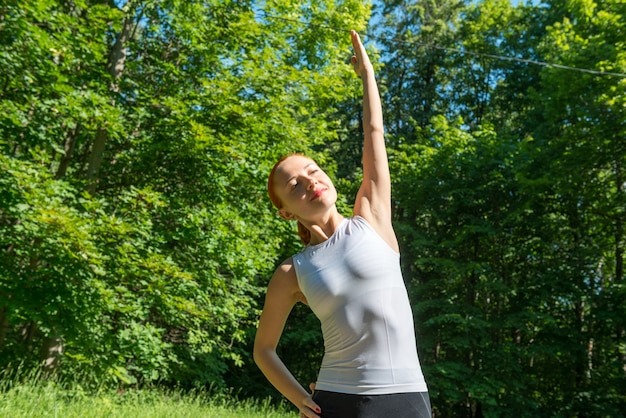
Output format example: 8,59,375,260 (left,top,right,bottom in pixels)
292,216,428,394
